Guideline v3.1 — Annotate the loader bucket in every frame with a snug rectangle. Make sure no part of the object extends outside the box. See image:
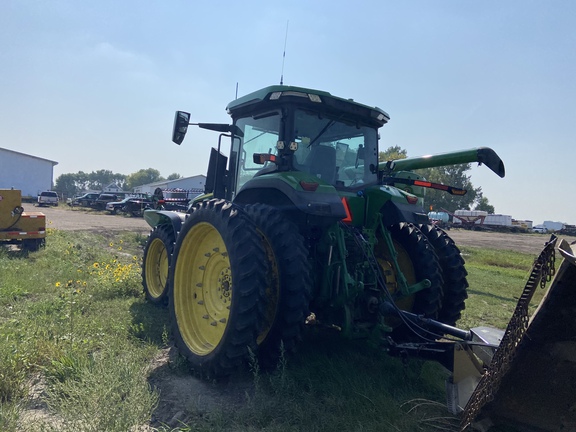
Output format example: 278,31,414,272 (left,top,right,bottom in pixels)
462,237,576,431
